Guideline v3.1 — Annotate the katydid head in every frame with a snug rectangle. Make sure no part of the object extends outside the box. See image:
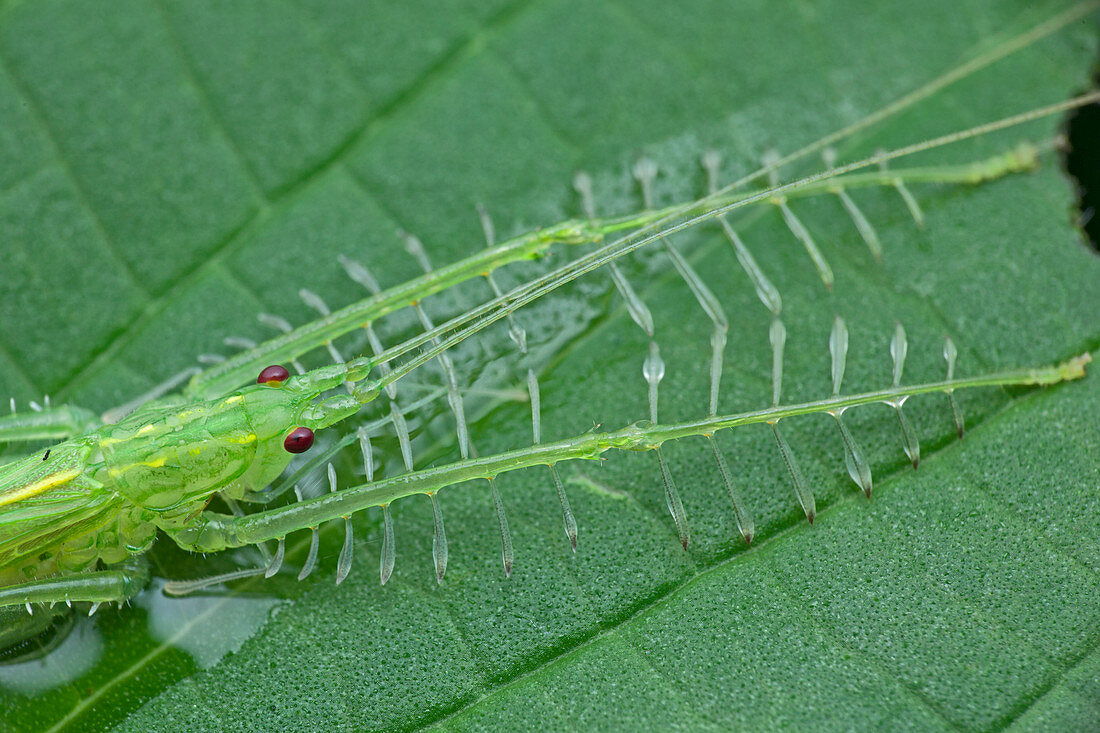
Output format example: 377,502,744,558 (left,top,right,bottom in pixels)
247,356,382,449
199,358,381,502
